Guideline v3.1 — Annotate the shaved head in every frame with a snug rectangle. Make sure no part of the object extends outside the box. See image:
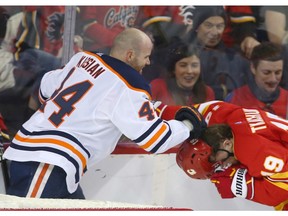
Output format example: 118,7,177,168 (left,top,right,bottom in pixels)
111,28,152,55
110,28,153,73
